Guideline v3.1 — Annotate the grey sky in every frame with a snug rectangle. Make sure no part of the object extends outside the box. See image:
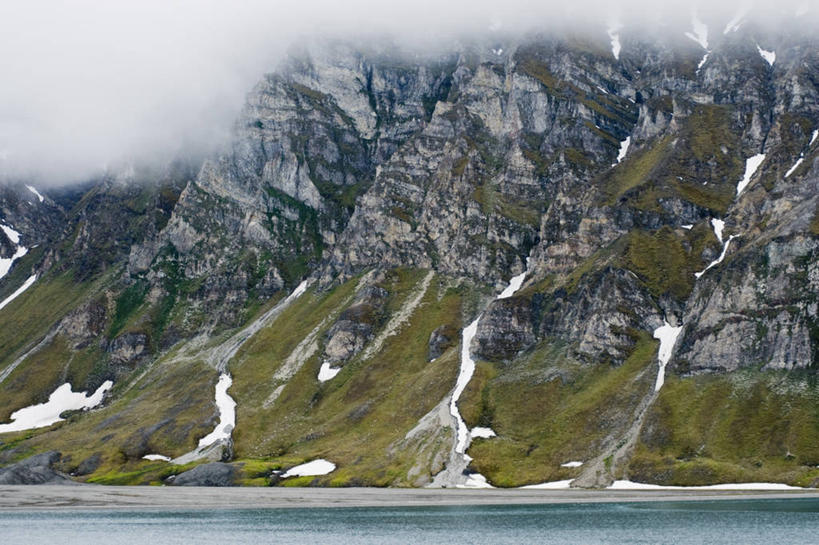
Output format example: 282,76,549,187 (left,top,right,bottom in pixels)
0,0,813,184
